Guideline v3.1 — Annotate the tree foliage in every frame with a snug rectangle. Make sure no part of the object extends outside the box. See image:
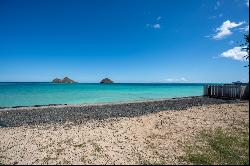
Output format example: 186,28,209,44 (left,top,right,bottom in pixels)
241,34,249,67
